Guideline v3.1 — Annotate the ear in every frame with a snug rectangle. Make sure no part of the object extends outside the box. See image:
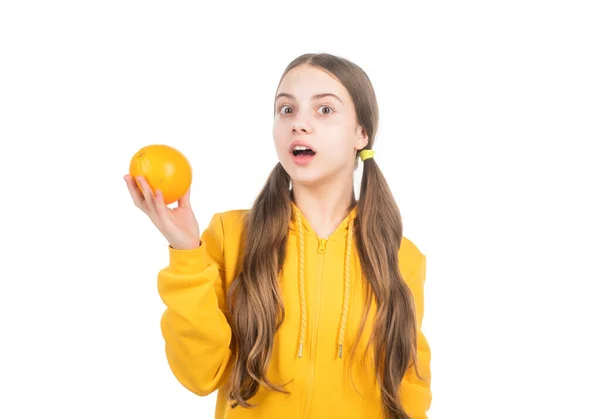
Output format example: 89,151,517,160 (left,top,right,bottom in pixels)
354,125,369,150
